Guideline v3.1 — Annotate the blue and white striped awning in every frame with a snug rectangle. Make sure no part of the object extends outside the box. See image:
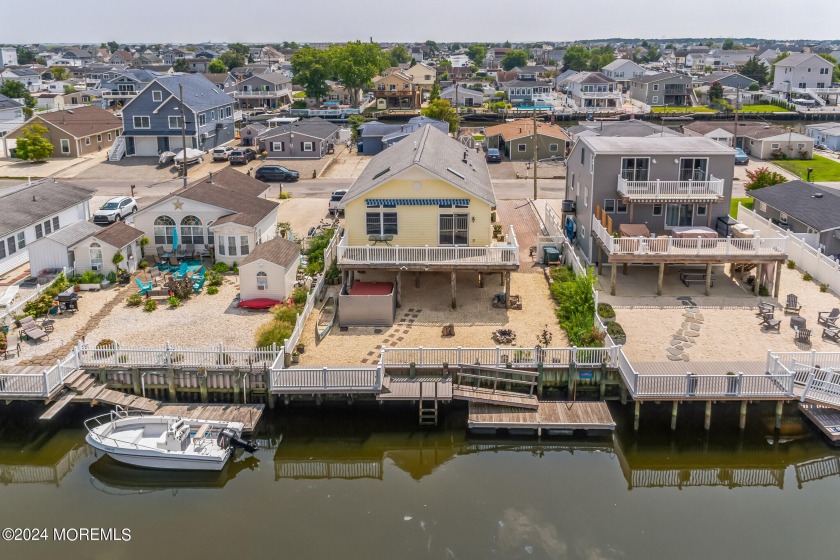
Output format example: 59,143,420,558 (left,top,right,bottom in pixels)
366,198,470,207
